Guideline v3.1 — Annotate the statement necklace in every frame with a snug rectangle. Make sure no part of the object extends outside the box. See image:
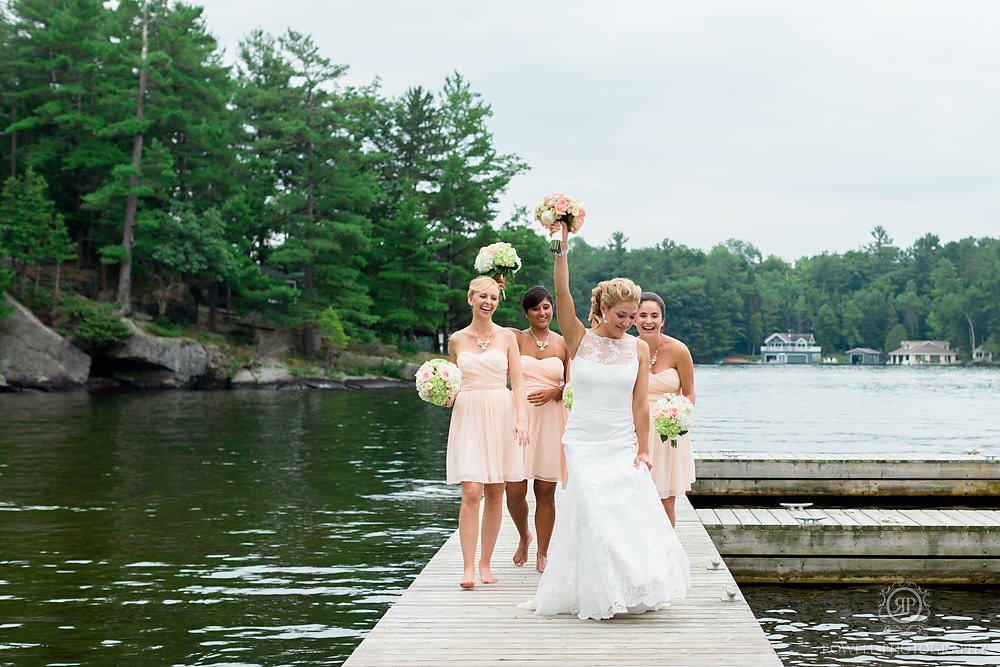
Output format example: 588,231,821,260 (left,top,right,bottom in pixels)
474,329,493,351
529,328,550,351
649,337,661,370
